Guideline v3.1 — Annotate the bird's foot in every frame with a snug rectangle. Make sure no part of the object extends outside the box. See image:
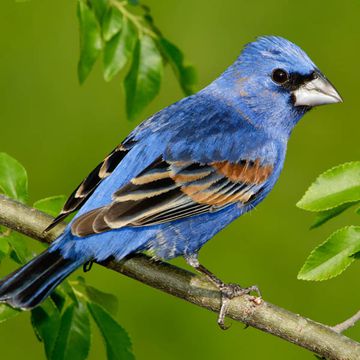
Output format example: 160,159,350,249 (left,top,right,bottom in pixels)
184,253,262,329
217,283,262,330
83,260,94,272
